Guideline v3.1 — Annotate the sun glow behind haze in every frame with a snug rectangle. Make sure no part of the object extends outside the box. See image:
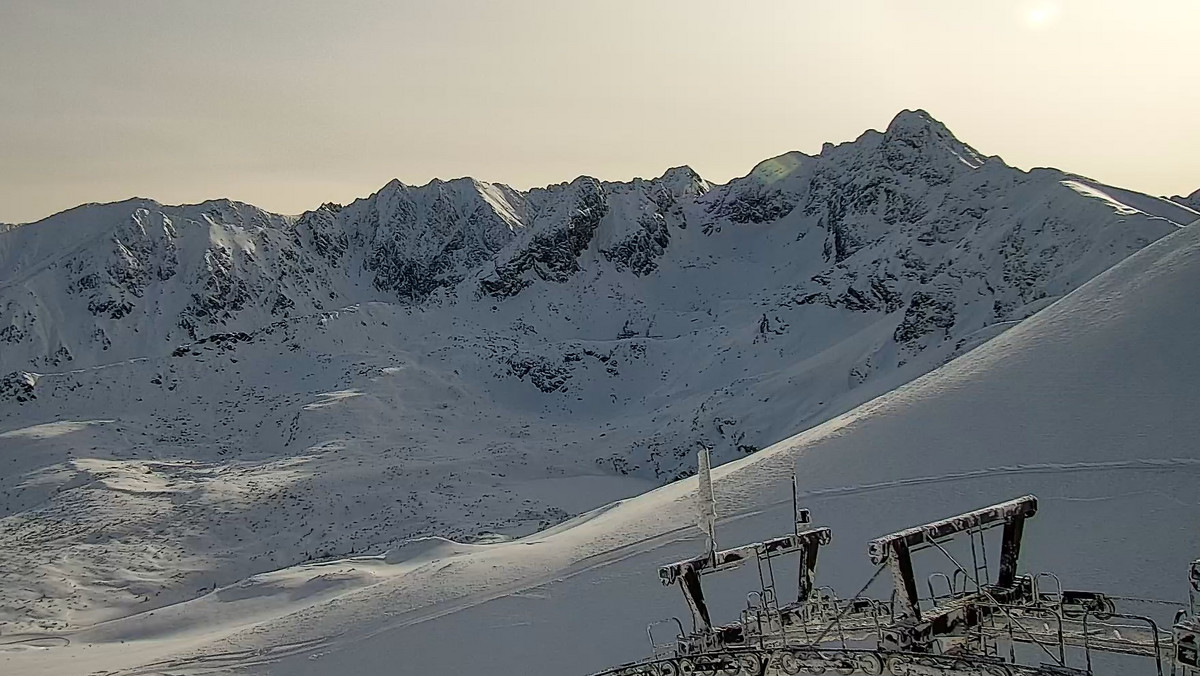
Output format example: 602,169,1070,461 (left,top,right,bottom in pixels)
1023,2,1063,29
0,0,1197,224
